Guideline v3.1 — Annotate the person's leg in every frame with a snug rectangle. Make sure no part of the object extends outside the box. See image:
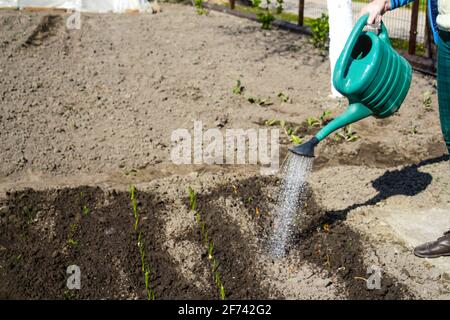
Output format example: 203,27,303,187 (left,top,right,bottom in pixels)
413,30,450,259
437,30,450,158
